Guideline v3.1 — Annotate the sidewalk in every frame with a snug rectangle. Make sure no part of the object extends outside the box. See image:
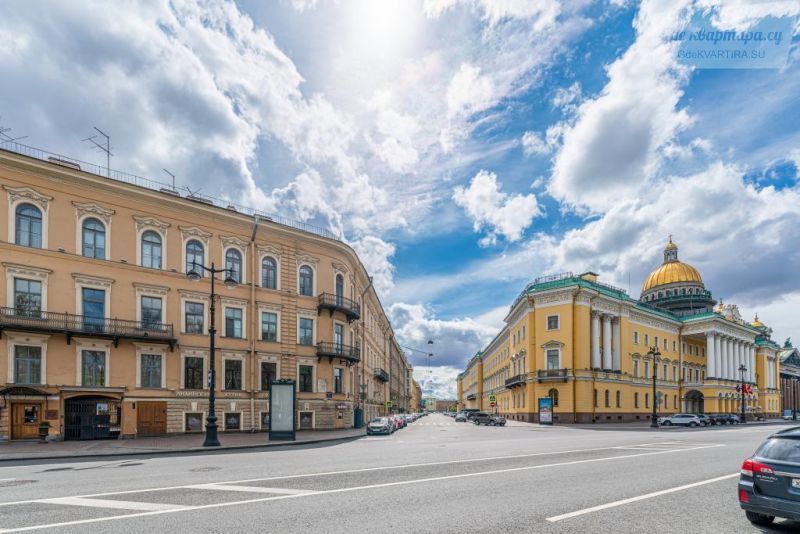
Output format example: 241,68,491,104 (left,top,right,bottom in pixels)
0,428,365,462
504,418,792,430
